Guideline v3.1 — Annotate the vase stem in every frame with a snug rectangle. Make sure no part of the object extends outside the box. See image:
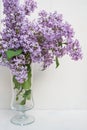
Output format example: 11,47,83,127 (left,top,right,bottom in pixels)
10,111,35,126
